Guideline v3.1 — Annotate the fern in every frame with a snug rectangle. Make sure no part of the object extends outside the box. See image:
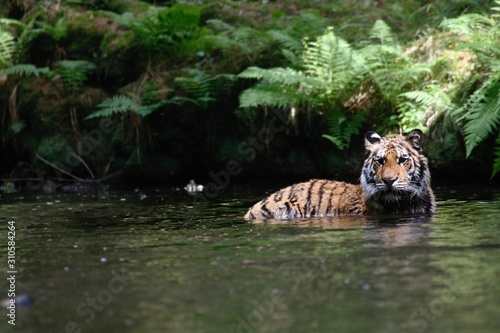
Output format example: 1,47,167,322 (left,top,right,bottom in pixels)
86,94,164,120
205,19,234,34
398,86,454,131
303,27,366,98
323,109,368,150
238,26,371,149
173,69,236,109
361,20,432,105
239,66,315,87
38,18,68,41
267,29,303,64
86,95,136,119
237,19,446,150
55,60,96,86
1,64,51,77
370,19,398,46
455,77,500,156
239,82,307,110
100,11,137,27
442,8,500,158
0,28,15,68
238,67,316,110
132,3,208,60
